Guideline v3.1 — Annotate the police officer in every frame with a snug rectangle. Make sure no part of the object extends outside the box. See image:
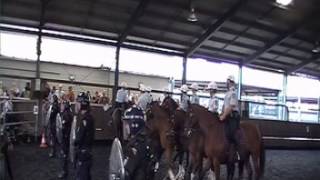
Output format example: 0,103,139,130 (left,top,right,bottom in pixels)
179,84,189,112
207,81,219,113
58,100,73,179
137,85,152,111
74,92,94,180
49,94,60,158
123,105,145,139
219,75,240,158
189,83,200,105
115,82,129,110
